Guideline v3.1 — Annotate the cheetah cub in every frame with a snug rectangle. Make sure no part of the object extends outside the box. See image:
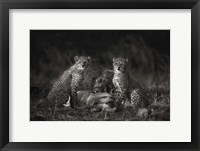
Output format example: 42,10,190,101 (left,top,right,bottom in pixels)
112,58,129,108
93,70,114,94
47,56,91,110
112,58,149,111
